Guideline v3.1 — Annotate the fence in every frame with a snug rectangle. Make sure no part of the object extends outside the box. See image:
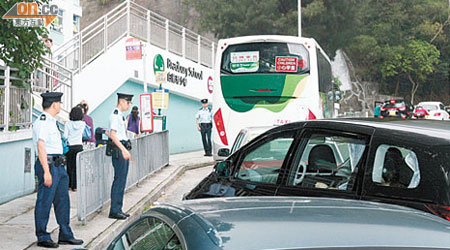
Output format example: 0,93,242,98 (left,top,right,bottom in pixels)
32,58,73,114
0,66,33,131
53,1,216,75
76,130,169,224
